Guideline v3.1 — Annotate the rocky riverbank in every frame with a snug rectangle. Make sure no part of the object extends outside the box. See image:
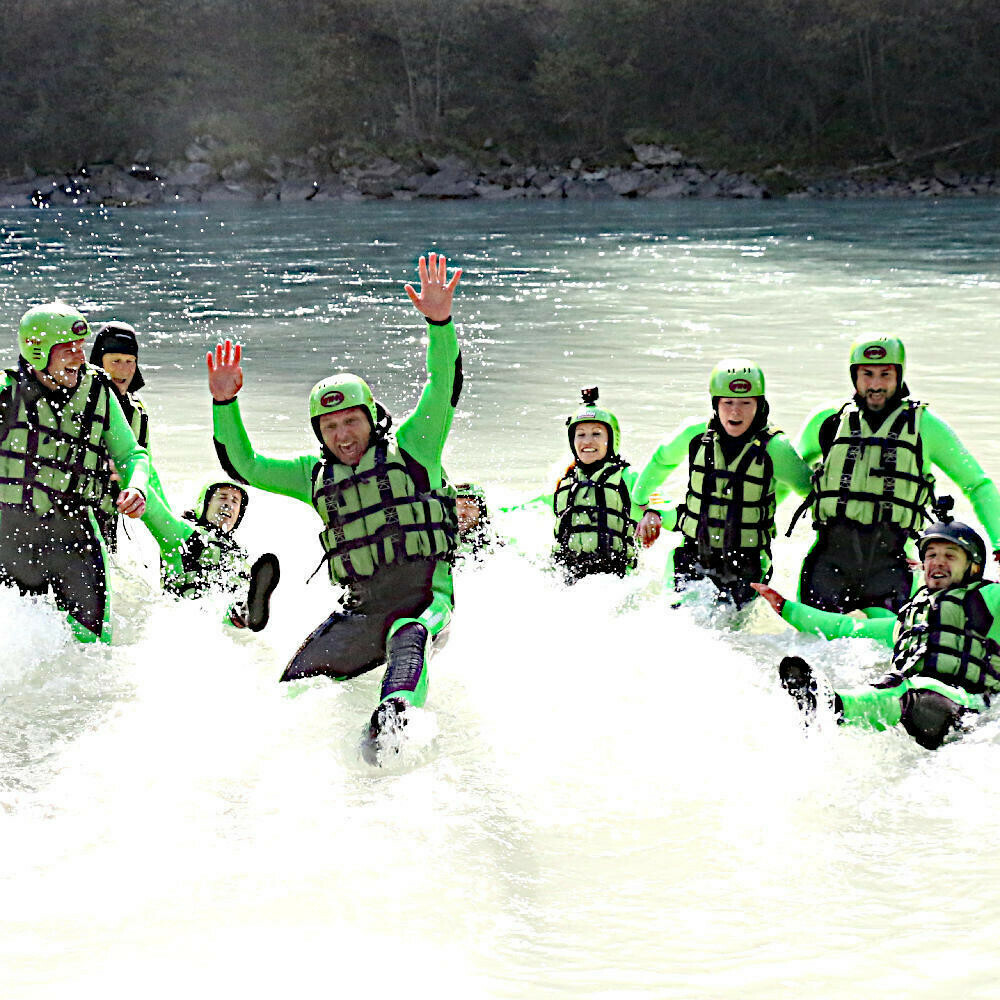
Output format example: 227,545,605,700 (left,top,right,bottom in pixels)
3,140,999,208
